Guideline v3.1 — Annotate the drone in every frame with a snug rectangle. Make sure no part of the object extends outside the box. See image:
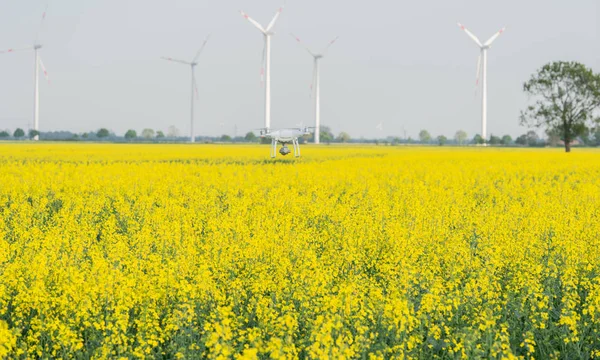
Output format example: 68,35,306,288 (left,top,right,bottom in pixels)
258,127,314,158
